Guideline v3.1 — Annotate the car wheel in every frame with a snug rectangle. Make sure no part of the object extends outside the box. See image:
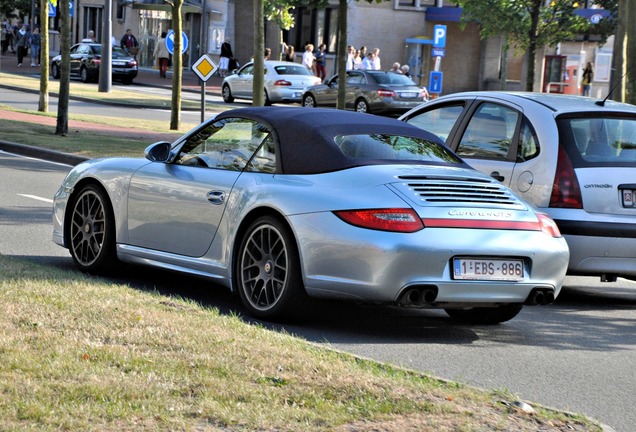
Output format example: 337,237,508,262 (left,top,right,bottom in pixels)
80,66,91,83
68,184,117,273
264,90,272,106
51,63,60,79
302,94,316,108
235,216,308,321
355,98,369,113
222,84,234,103
444,304,523,324
122,77,133,85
